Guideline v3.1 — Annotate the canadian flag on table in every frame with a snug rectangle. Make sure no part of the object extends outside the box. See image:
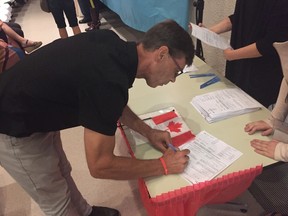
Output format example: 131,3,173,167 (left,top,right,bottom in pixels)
149,110,195,147
127,109,195,147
